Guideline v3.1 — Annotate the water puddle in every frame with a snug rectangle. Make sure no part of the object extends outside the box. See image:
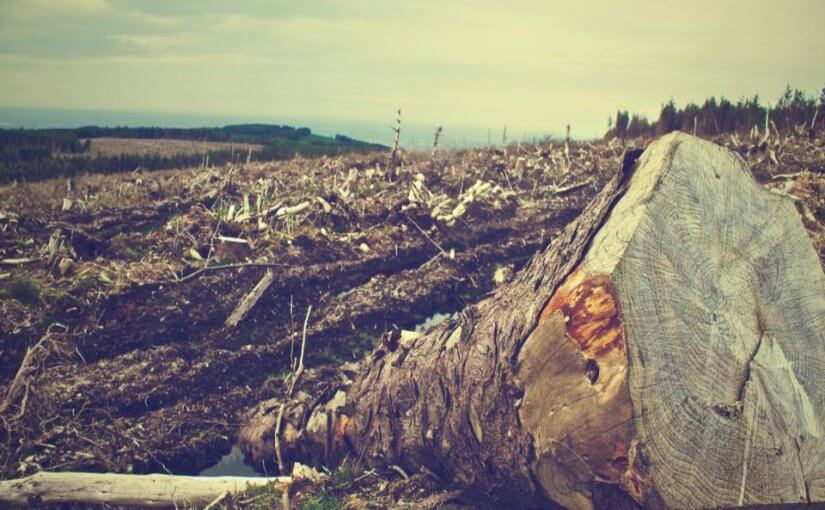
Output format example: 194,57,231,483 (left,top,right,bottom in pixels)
414,311,456,332
198,445,263,477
